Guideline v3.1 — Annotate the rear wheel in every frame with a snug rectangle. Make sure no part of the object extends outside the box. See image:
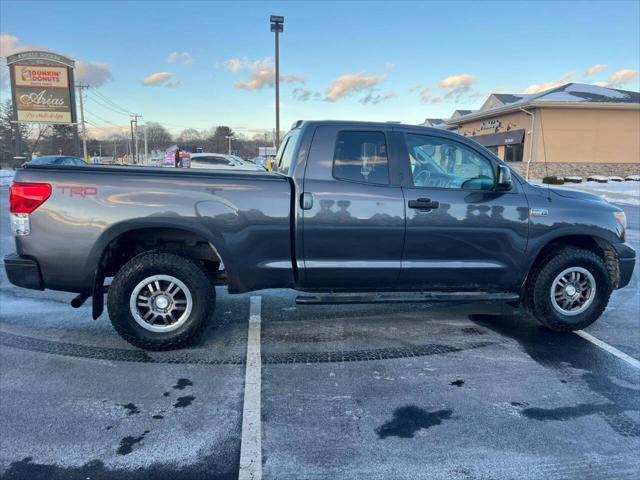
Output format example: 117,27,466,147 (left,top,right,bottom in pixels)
107,252,215,350
526,248,611,332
